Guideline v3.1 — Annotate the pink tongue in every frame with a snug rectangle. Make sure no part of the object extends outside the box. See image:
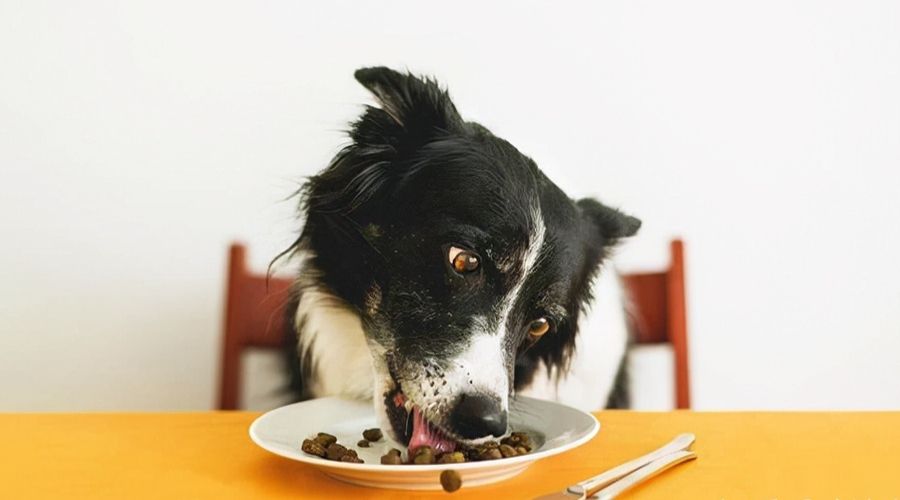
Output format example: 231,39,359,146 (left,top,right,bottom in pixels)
408,406,456,456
